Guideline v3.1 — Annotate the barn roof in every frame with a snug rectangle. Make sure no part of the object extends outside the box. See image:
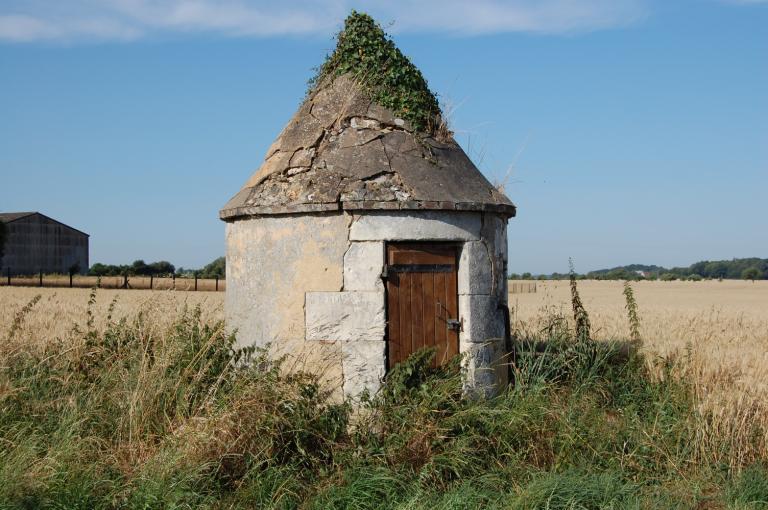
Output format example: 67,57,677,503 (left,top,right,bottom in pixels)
220,13,516,221
0,212,89,237
0,212,36,223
